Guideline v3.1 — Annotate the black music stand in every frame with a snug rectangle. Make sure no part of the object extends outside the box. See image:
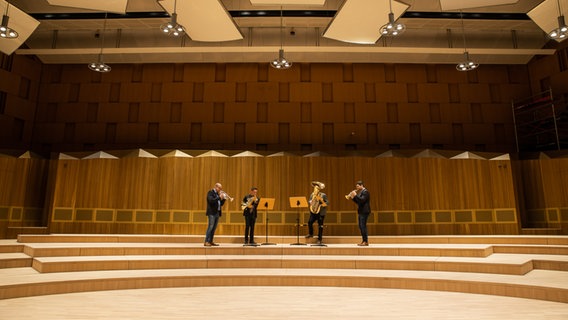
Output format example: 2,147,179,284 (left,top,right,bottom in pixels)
289,196,308,246
259,198,276,246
